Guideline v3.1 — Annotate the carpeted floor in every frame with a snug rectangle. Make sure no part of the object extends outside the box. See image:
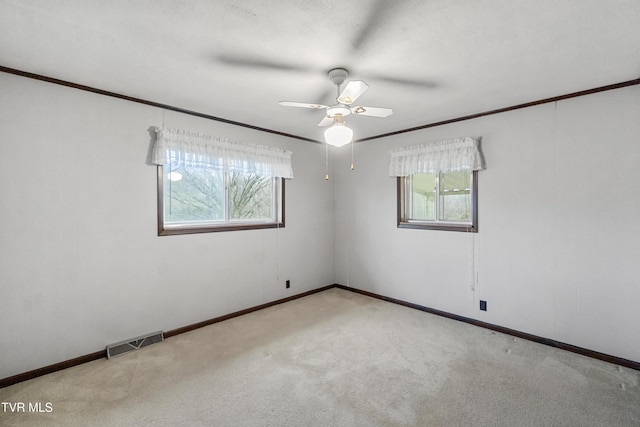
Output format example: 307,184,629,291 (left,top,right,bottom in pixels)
1,288,638,426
